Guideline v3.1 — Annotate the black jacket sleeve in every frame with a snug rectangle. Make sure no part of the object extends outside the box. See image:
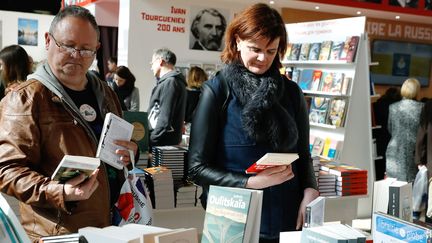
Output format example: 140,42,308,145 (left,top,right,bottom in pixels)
187,81,249,189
